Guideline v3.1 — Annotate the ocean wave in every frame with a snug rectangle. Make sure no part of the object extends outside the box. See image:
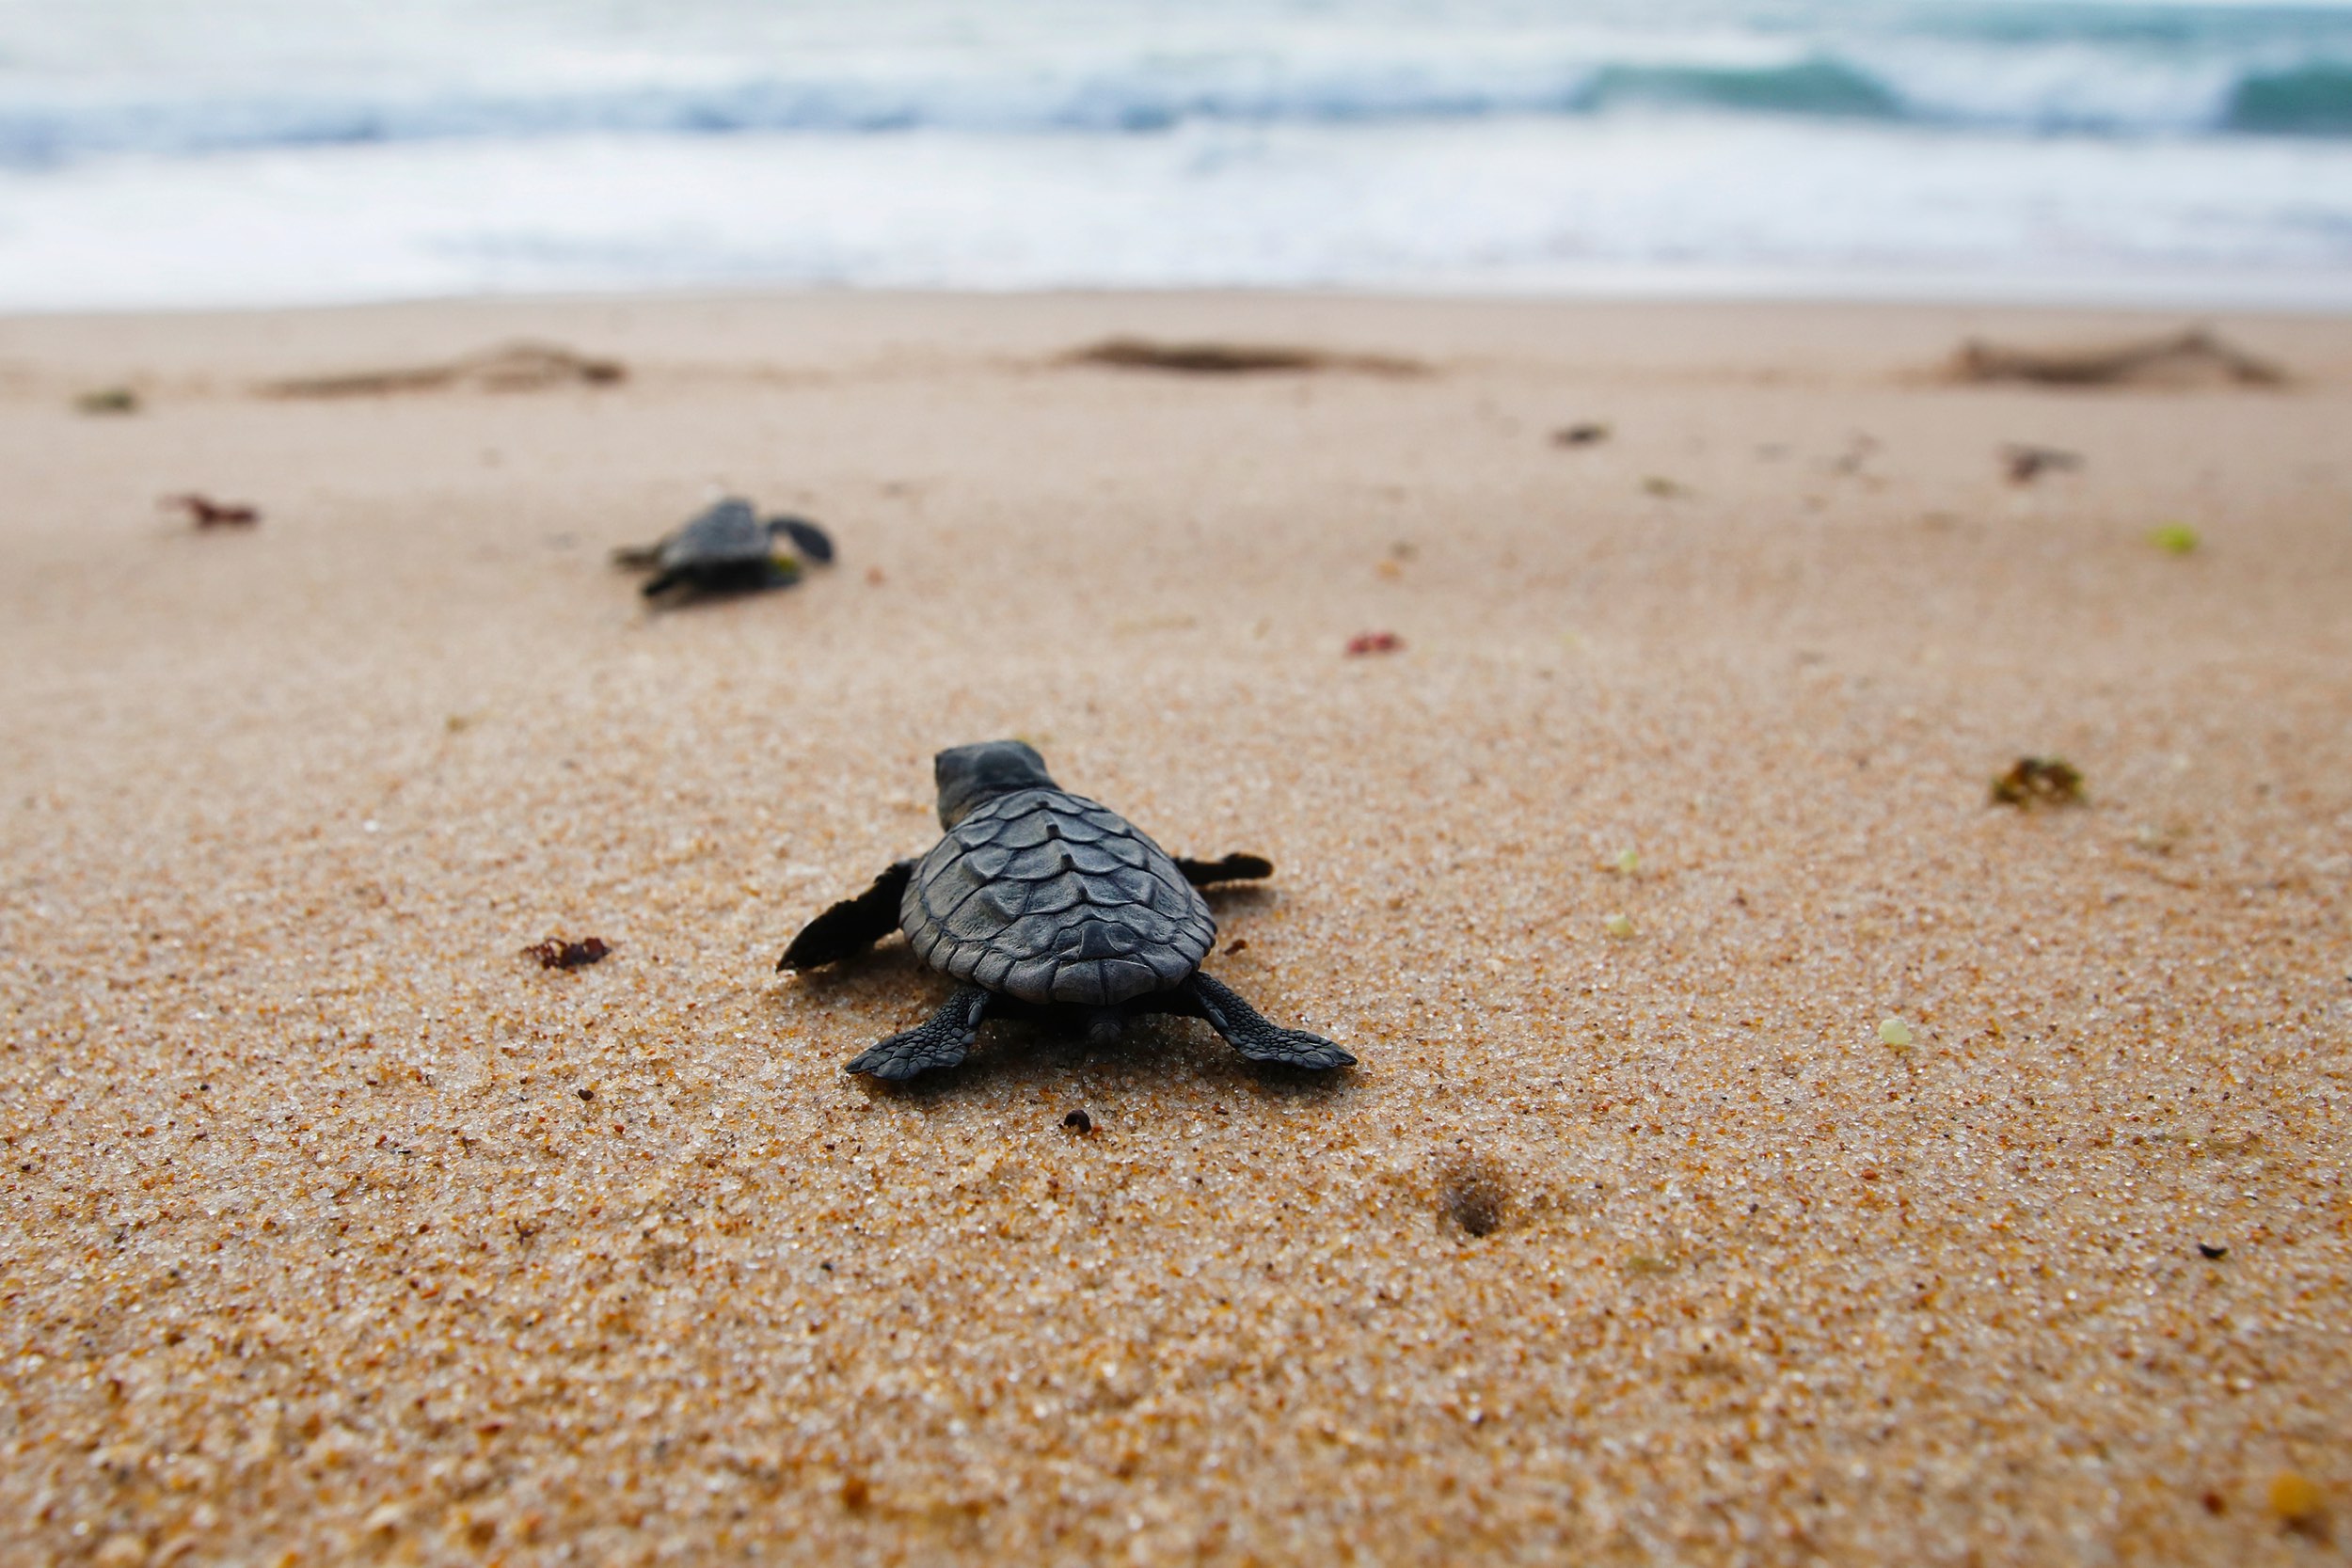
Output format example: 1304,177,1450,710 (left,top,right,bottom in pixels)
2226,62,2352,134
8,1,2351,311
1572,58,1900,119
7,51,2352,166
